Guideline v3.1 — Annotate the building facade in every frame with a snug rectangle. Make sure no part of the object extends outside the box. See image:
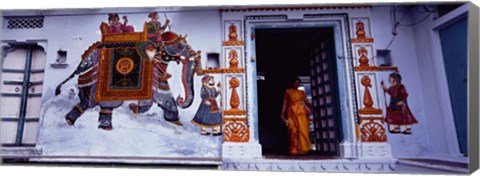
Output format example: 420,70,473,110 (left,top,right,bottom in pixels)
0,3,470,173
